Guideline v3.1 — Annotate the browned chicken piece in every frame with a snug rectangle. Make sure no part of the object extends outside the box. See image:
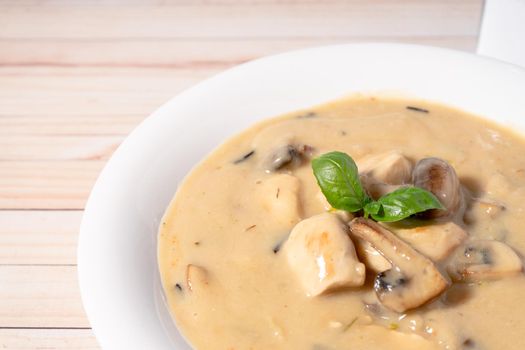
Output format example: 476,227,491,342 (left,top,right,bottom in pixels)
284,213,366,296
386,221,468,262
